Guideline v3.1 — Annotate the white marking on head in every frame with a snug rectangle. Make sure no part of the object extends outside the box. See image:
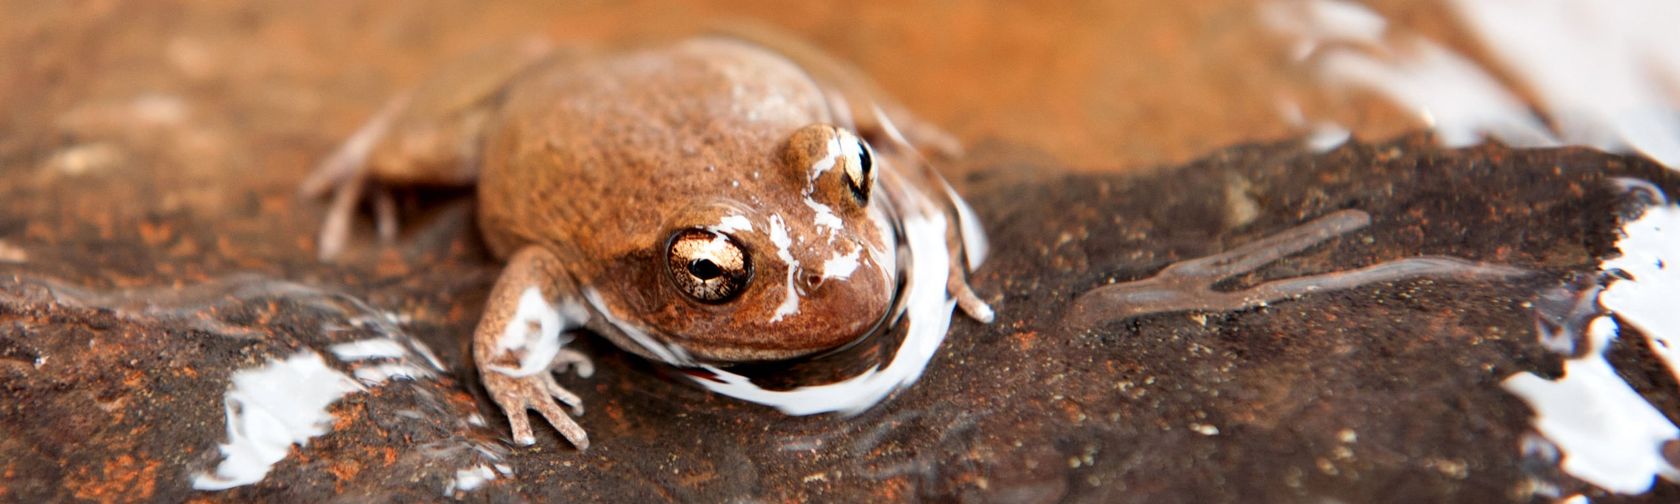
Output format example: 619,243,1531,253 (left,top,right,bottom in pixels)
805,199,845,235
769,214,801,322
809,135,843,179
801,135,850,237
820,248,862,281
712,214,752,234
583,287,692,366
872,104,912,148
